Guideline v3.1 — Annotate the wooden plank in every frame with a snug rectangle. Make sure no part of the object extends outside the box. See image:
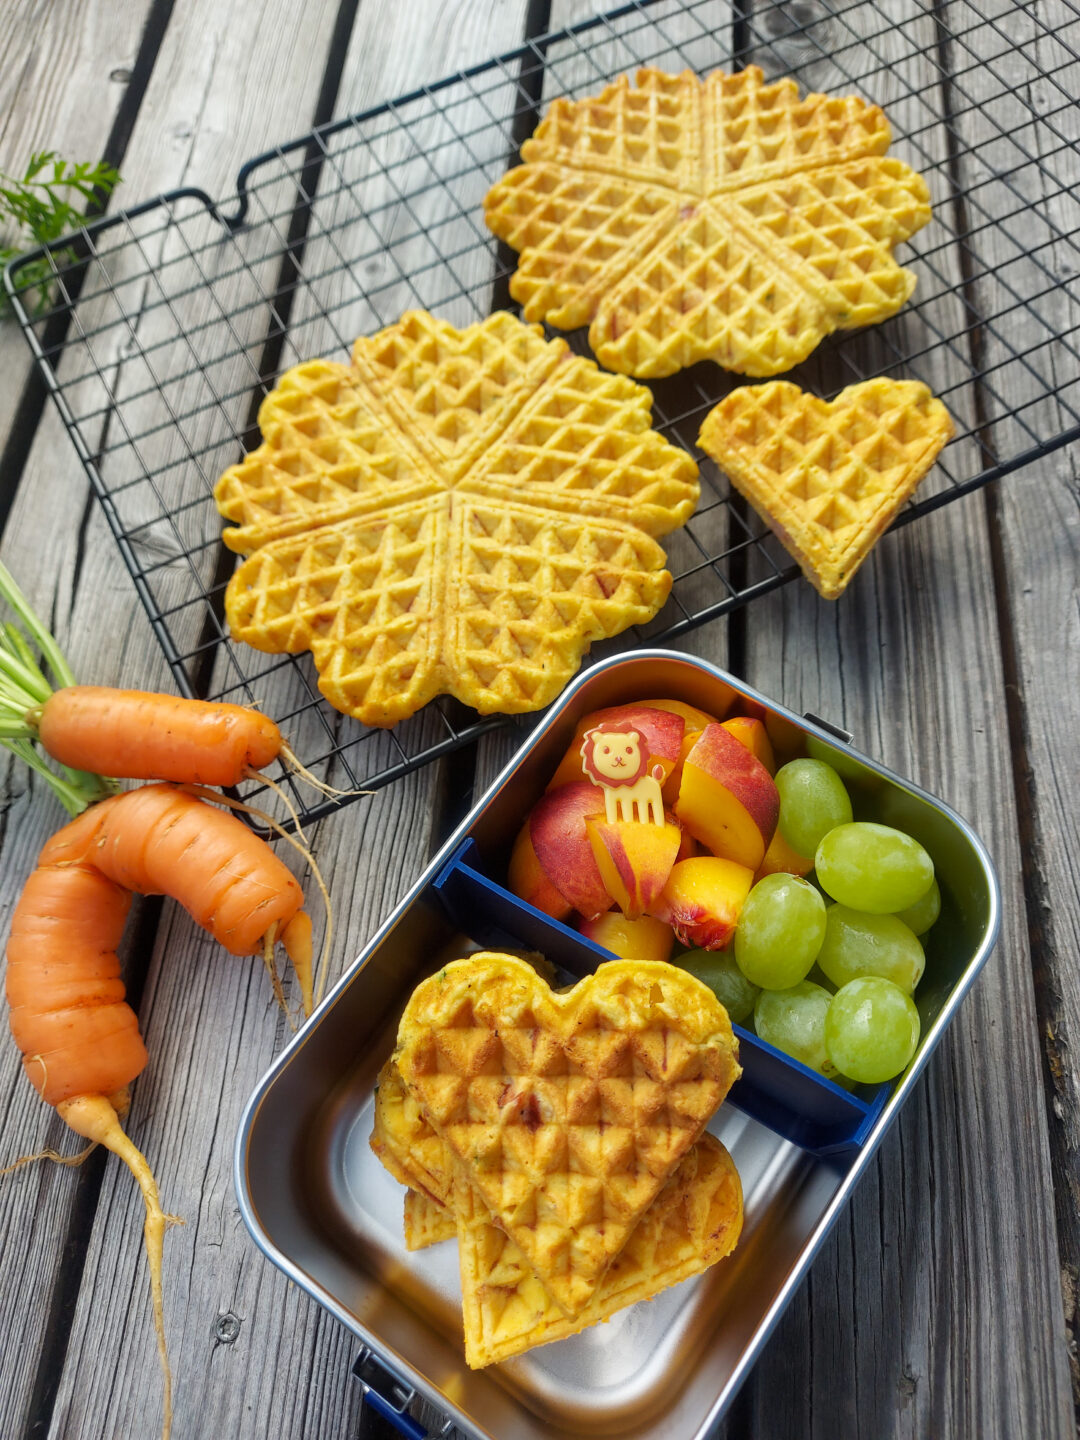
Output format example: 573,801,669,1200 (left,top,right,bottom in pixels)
939,0,1080,1410
0,0,153,461
0,2,346,1437
27,4,534,1439
729,2,1074,1436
